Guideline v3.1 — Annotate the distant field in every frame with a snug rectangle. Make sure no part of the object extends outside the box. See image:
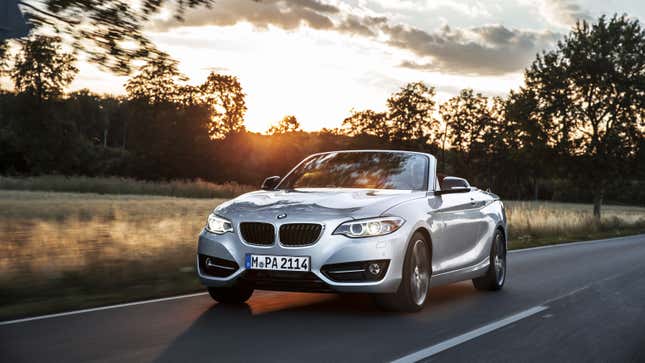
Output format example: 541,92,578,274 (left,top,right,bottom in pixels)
505,201,645,248
1,190,644,320
0,175,254,198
